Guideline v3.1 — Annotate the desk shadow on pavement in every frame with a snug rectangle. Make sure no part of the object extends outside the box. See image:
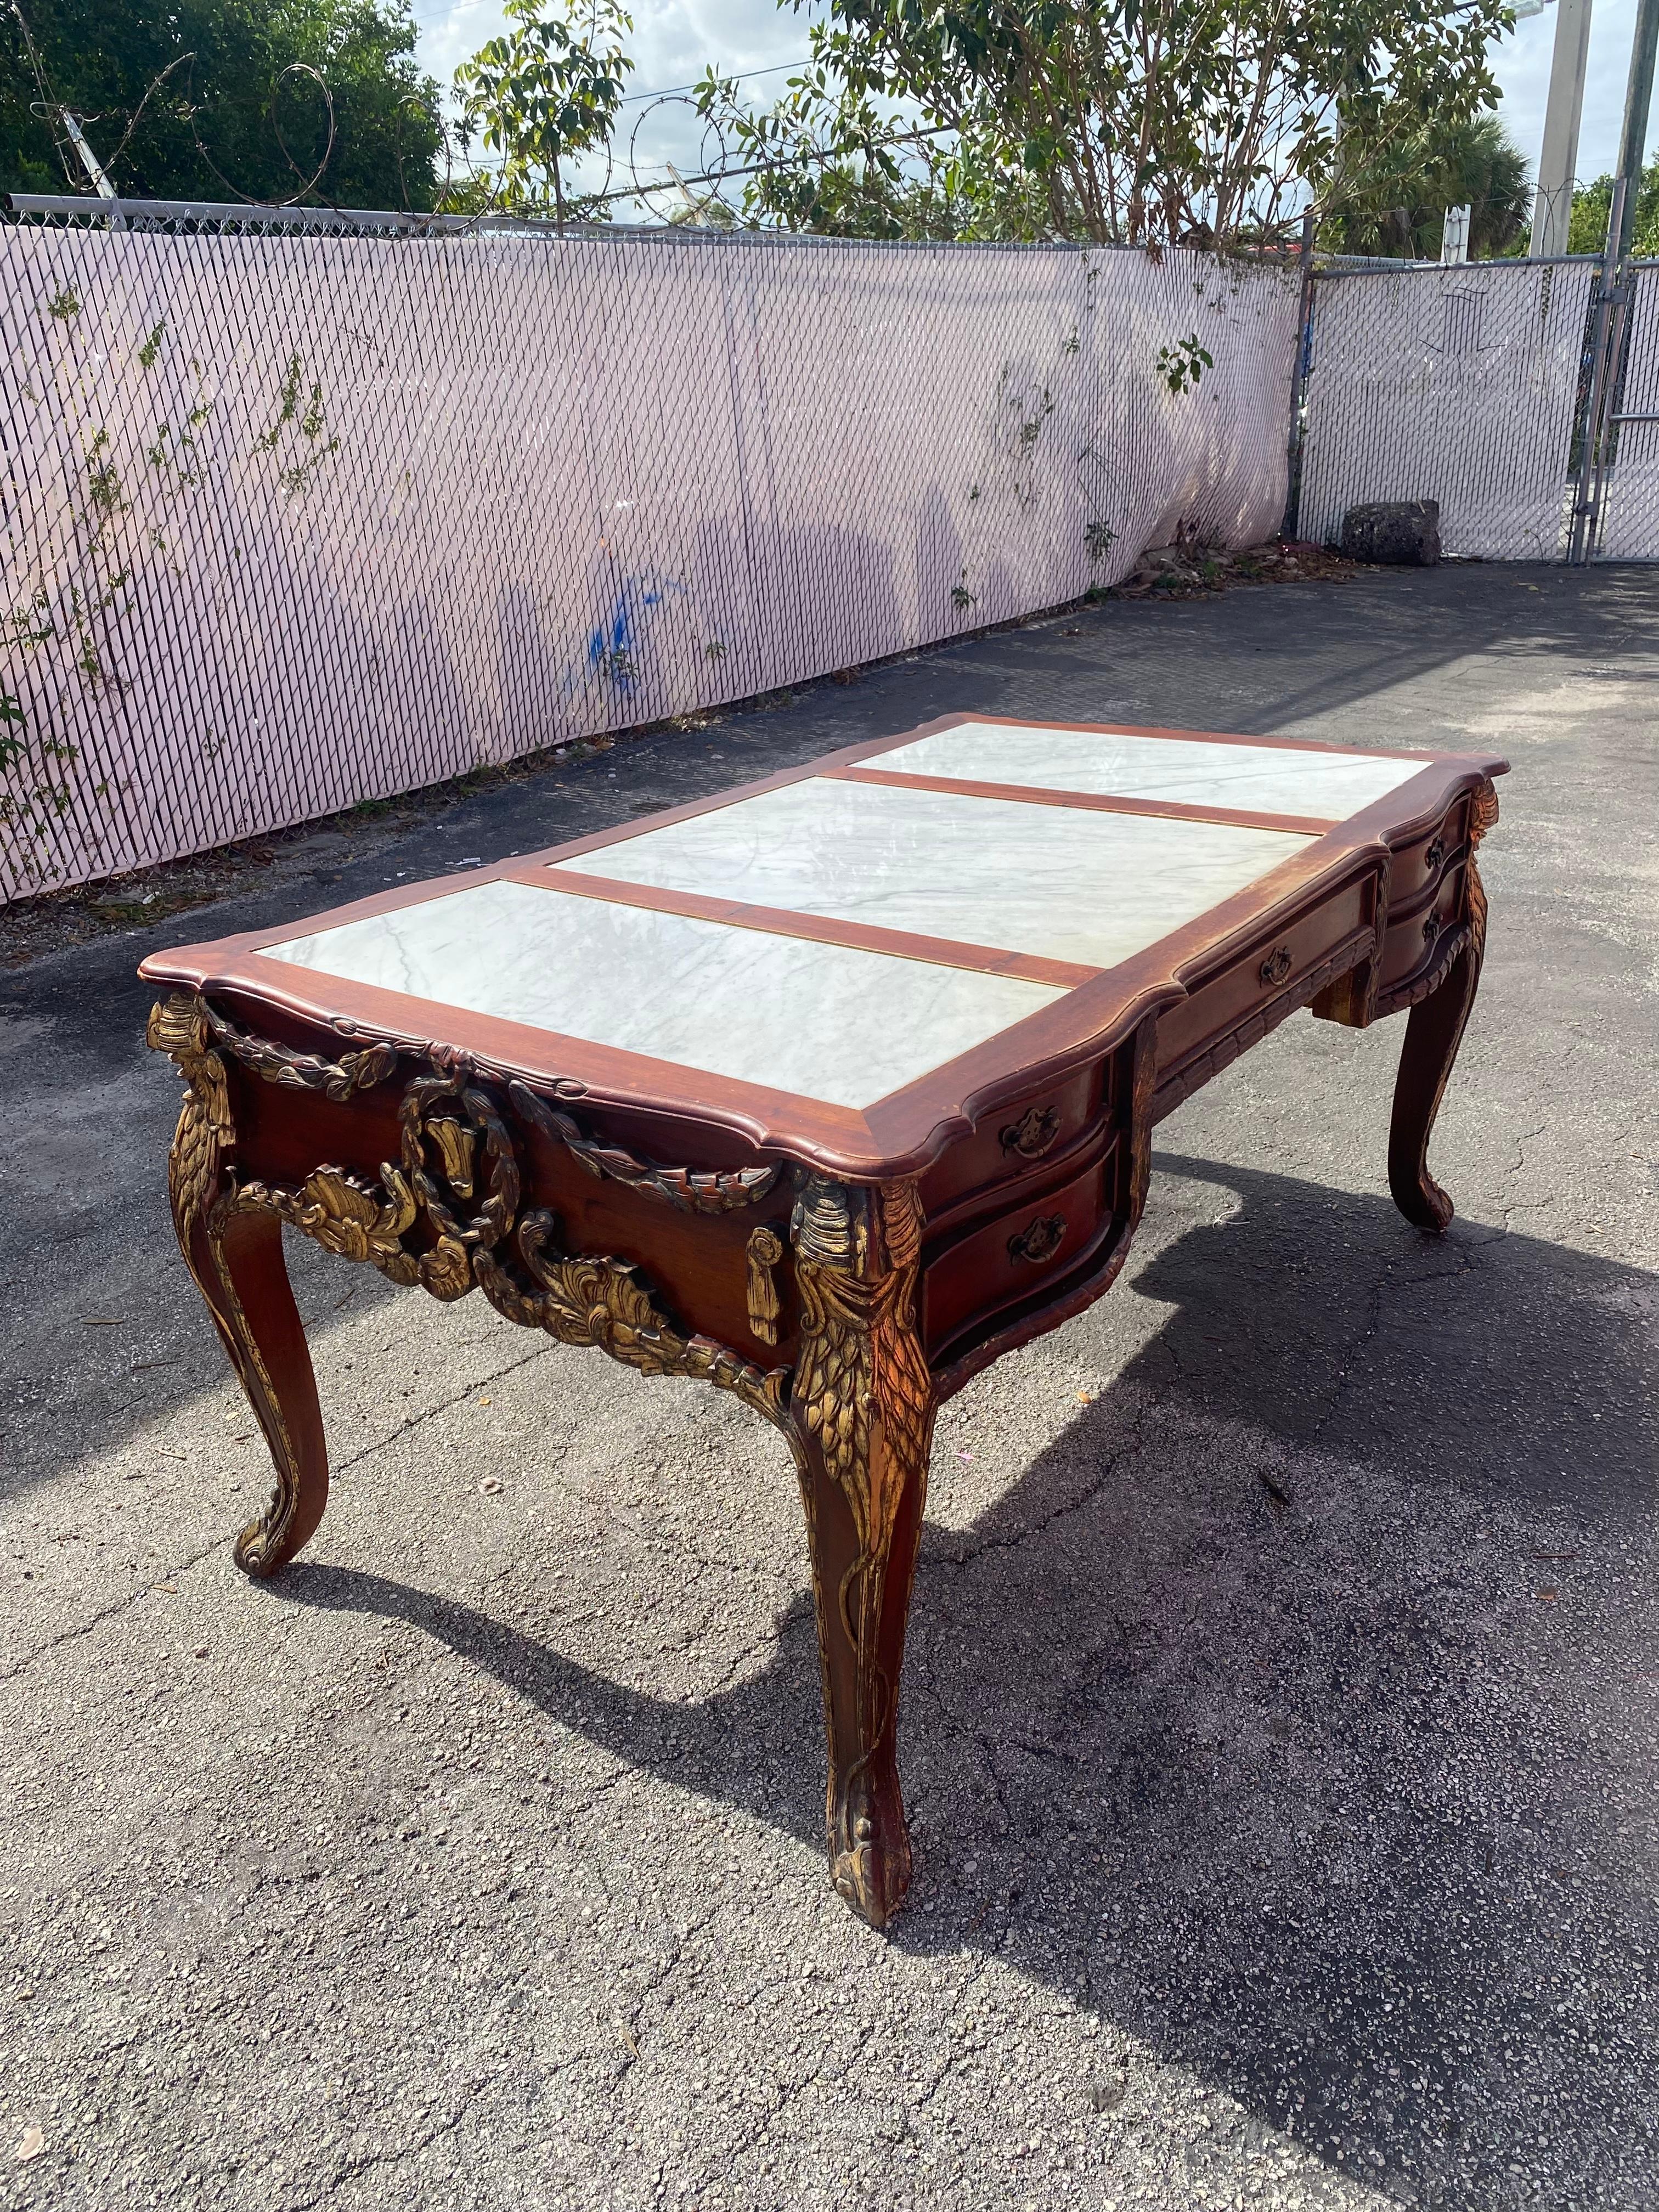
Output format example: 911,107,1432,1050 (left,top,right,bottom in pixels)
279,1155,1658,2210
